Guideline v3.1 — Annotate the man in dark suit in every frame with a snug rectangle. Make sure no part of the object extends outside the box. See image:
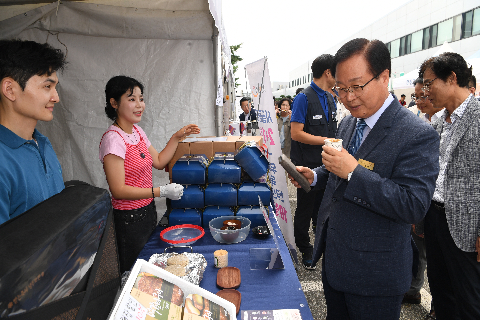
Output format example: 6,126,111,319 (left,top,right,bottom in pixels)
421,53,480,320
290,38,439,318
239,97,256,121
